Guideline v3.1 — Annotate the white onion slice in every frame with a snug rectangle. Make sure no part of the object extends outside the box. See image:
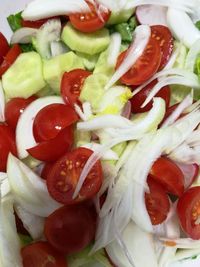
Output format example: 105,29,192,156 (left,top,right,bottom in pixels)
105,25,151,89
11,27,38,44
107,33,122,67
81,143,119,160
0,81,5,122
16,96,64,159
136,5,167,26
